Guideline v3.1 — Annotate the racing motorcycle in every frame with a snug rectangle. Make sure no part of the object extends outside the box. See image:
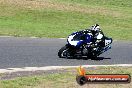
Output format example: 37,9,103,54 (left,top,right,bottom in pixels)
58,25,112,59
